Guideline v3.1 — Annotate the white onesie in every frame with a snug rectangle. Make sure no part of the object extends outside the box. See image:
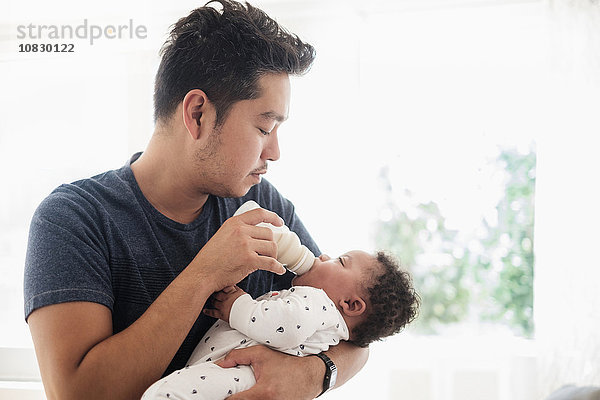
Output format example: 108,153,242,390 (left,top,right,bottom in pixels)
142,286,349,400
